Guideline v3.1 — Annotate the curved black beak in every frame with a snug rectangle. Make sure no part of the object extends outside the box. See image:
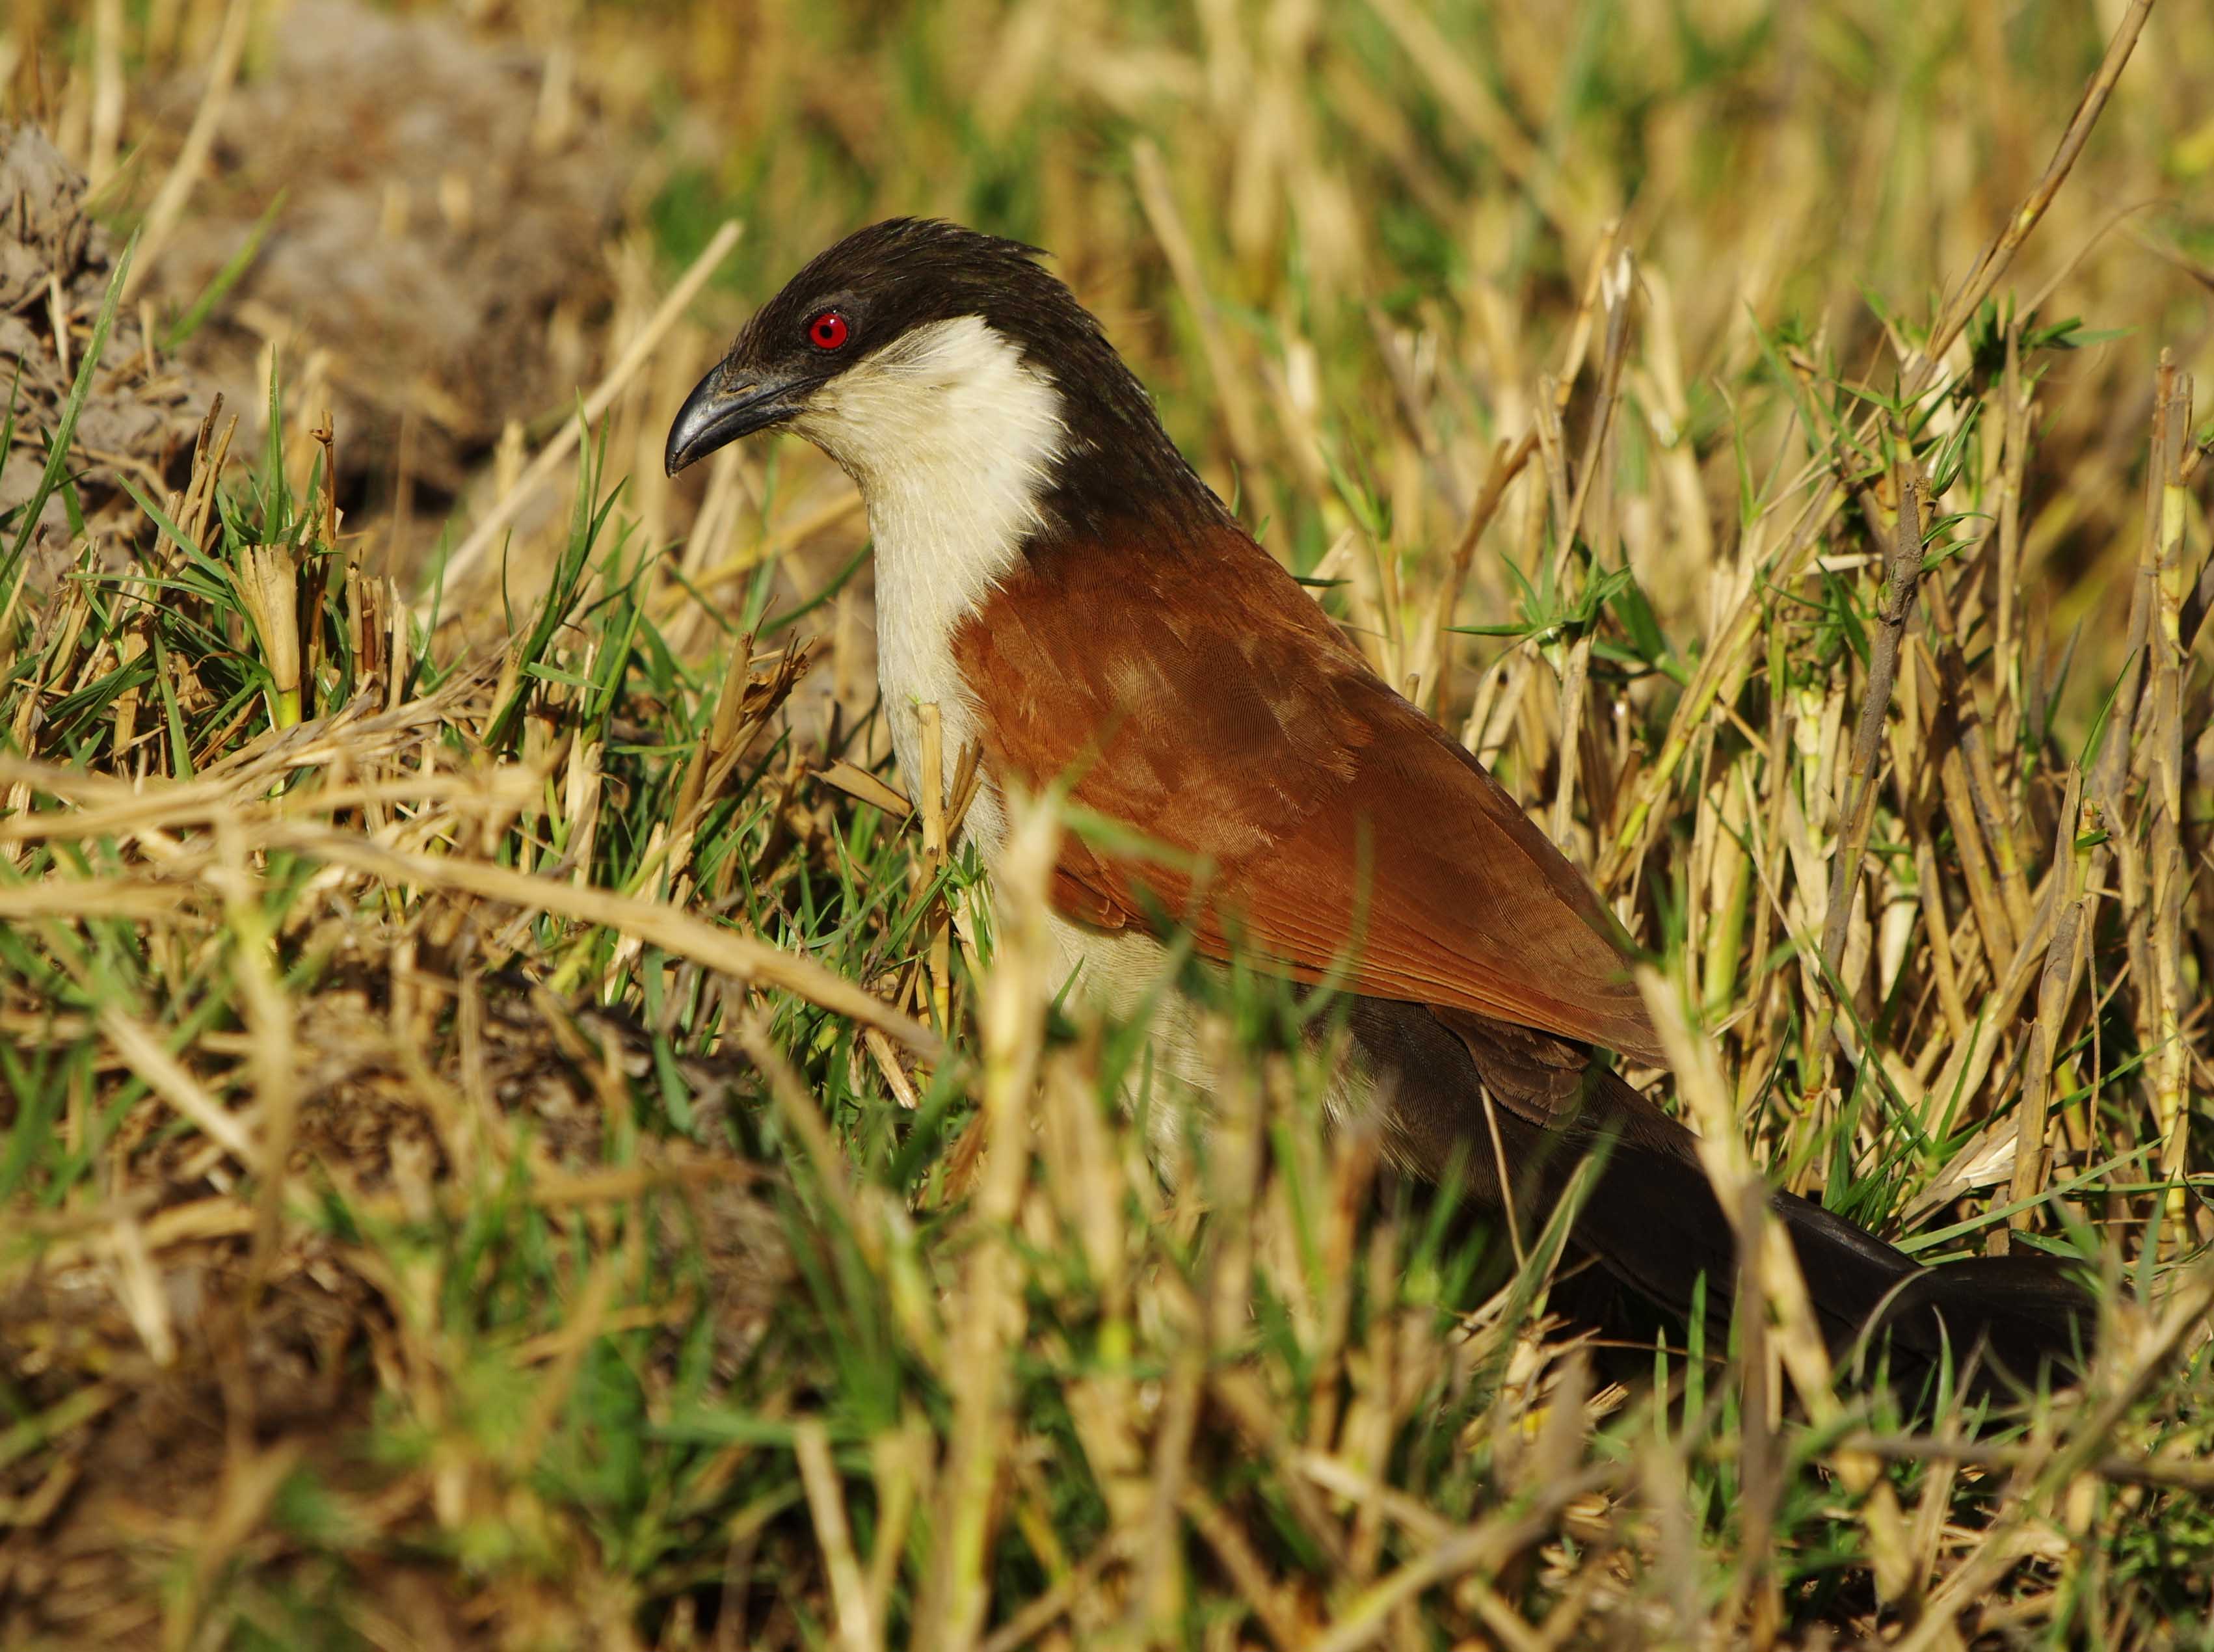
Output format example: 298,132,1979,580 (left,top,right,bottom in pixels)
665,364,805,476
